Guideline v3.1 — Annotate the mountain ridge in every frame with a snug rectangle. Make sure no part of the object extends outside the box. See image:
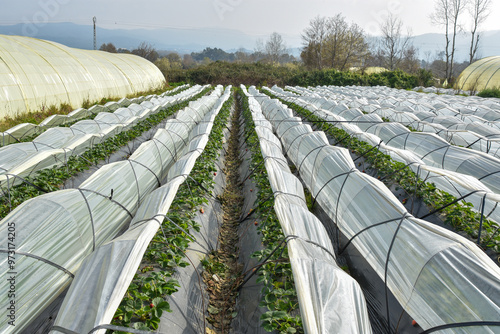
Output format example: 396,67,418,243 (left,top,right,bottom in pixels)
0,22,498,61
